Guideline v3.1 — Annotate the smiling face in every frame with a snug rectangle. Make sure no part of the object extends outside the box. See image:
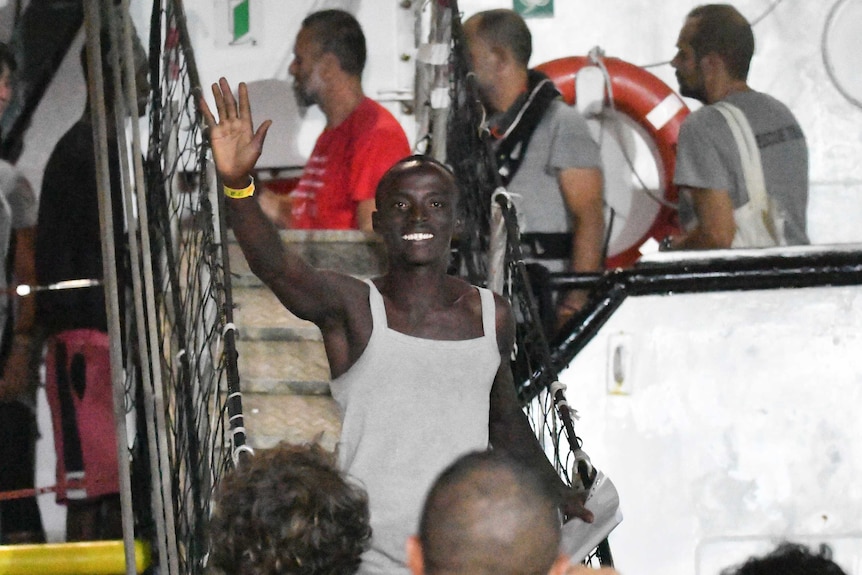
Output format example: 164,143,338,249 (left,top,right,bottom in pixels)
671,17,707,102
373,159,460,268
